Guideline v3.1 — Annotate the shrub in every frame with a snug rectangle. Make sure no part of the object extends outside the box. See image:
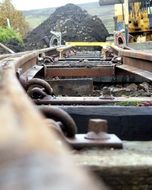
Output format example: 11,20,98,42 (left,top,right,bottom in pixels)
0,27,23,44
0,0,29,37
